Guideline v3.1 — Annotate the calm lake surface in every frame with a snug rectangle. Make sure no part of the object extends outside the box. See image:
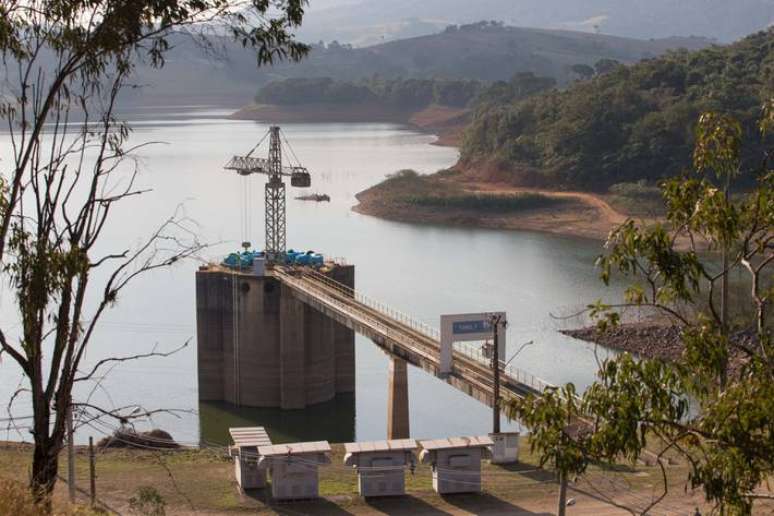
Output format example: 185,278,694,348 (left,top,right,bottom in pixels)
0,106,620,446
